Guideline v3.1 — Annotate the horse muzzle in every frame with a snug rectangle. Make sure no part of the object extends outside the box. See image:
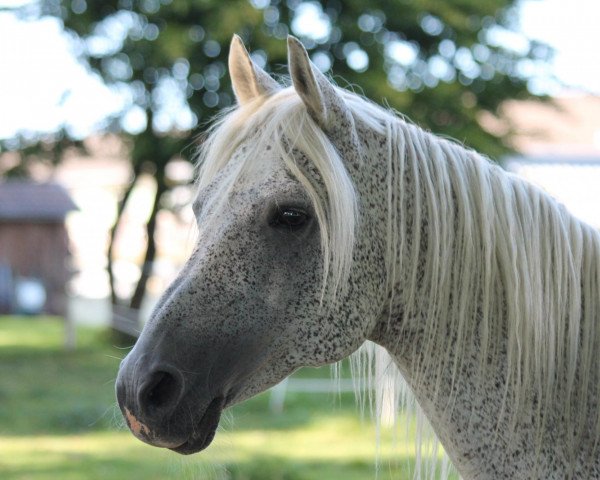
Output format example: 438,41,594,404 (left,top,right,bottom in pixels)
115,354,226,454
